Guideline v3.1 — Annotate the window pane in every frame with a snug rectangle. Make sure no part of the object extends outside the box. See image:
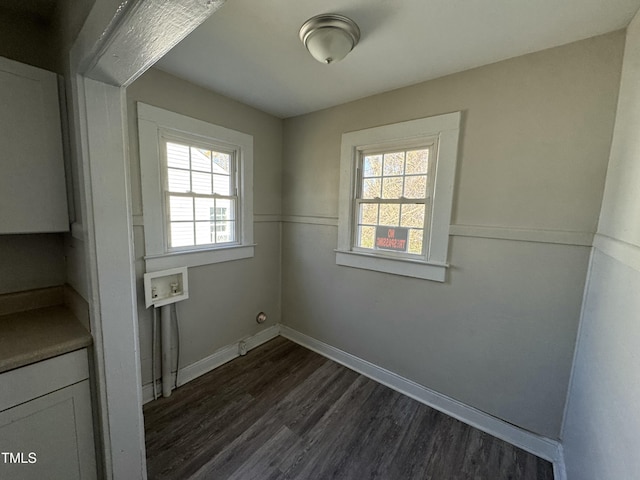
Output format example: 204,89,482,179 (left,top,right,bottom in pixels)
213,152,231,174
362,178,381,199
191,147,211,172
379,204,400,226
383,152,404,175
170,222,194,247
382,177,403,199
169,196,193,221
404,175,427,199
166,142,190,169
195,197,215,221
359,203,378,225
195,221,214,245
406,149,428,174
216,199,236,221
215,221,235,243
192,172,212,194
363,155,382,177
358,226,375,249
213,174,231,195
400,204,425,228
408,229,424,254
167,168,190,193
